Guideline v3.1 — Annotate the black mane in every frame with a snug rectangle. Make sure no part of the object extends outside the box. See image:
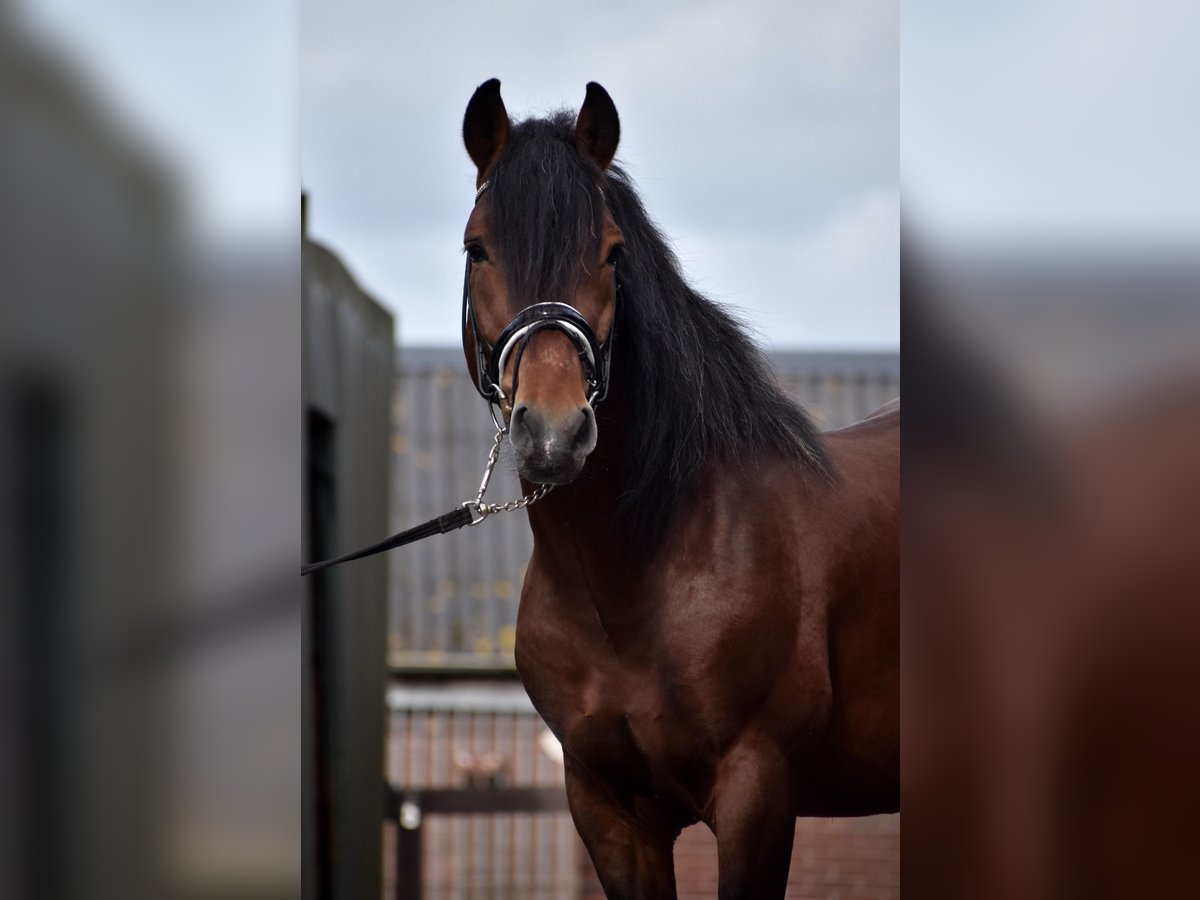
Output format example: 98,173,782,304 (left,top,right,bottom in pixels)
485,112,829,550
